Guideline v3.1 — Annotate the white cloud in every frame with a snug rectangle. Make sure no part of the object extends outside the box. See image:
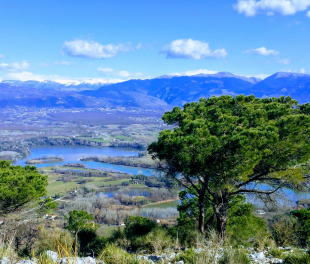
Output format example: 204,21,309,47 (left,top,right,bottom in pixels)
301,68,306,73
54,61,76,65
0,60,30,72
160,39,227,60
38,61,77,67
3,71,124,84
5,71,50,81
62,39,137,59
306,10,310,16
234,0,310,16
0,54,5,59
98,67,141,78
168,69,218,76
244,47,280,56
278,58,291,64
